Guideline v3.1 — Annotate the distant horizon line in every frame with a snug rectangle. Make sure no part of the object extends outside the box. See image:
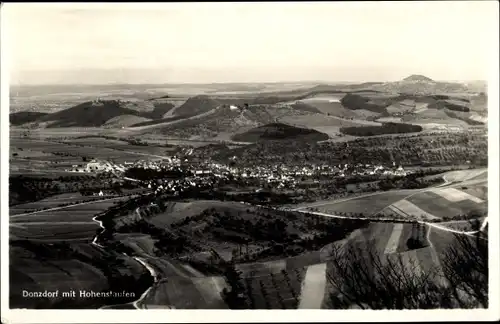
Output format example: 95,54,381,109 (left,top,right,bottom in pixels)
9,79,487,88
